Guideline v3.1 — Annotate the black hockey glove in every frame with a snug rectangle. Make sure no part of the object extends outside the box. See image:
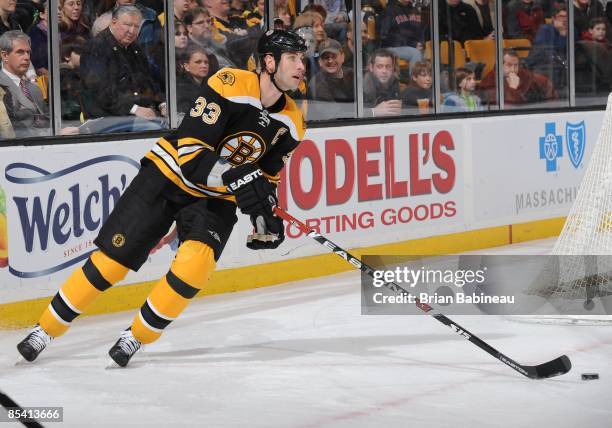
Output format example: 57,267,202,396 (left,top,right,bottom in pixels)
222,164,277,216
246,211,285,250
